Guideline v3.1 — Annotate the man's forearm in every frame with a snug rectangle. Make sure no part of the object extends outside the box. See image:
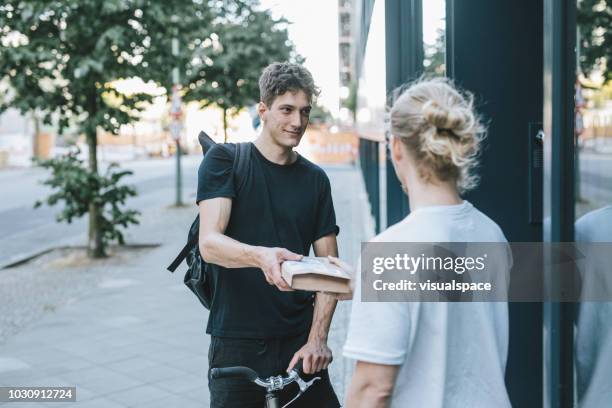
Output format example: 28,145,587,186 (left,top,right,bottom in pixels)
200,232,262,269
308,292,337,342
309,234,340,342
